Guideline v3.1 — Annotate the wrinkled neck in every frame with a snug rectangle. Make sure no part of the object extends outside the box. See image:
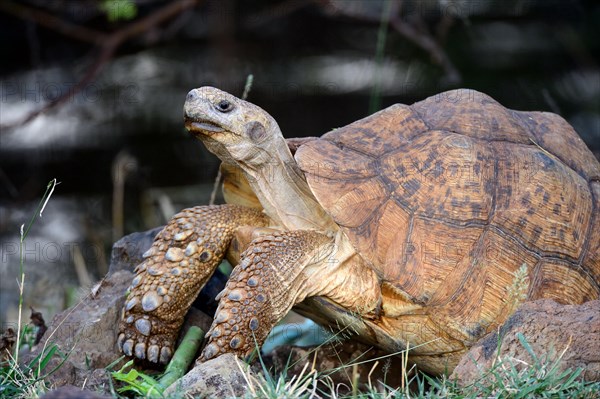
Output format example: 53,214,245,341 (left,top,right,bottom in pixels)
241,136,337,232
